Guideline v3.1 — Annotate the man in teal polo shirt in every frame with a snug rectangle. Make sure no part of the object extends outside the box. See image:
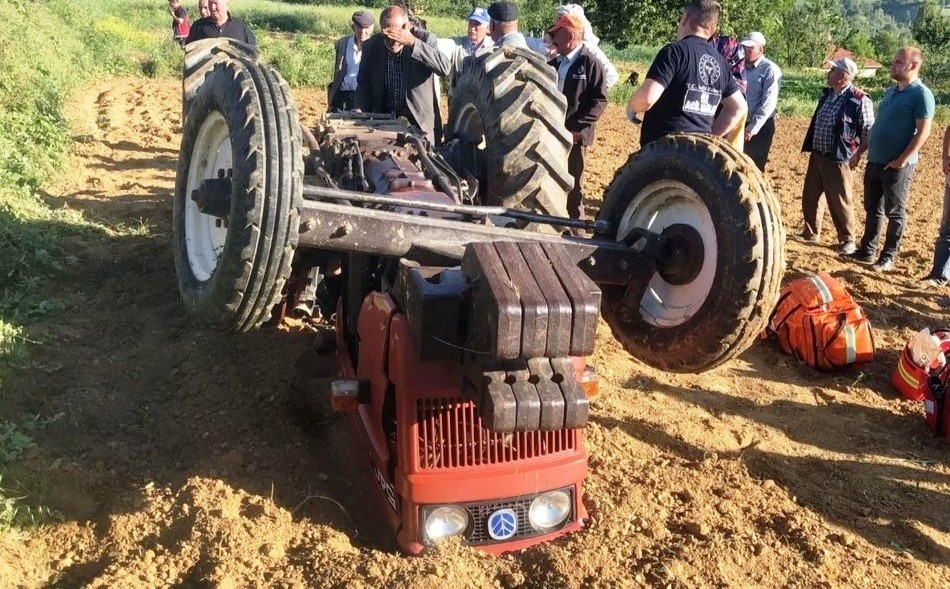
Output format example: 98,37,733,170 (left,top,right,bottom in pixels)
844,46,934,272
